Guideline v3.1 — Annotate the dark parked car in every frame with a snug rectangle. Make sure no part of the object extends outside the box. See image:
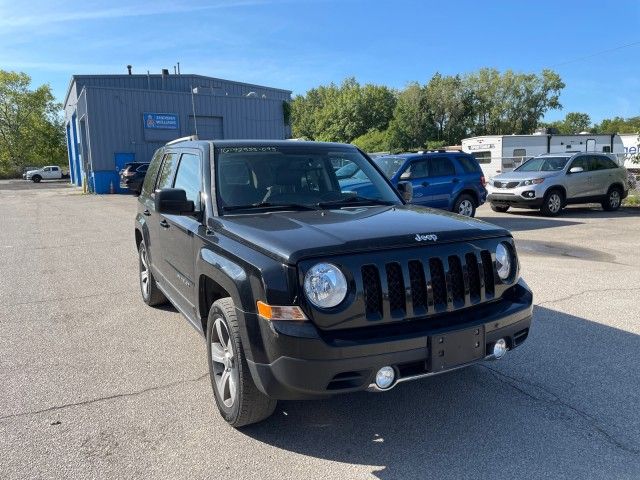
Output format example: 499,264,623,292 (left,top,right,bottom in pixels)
341,151,487,217
120,164,149,194
135,139,533,427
